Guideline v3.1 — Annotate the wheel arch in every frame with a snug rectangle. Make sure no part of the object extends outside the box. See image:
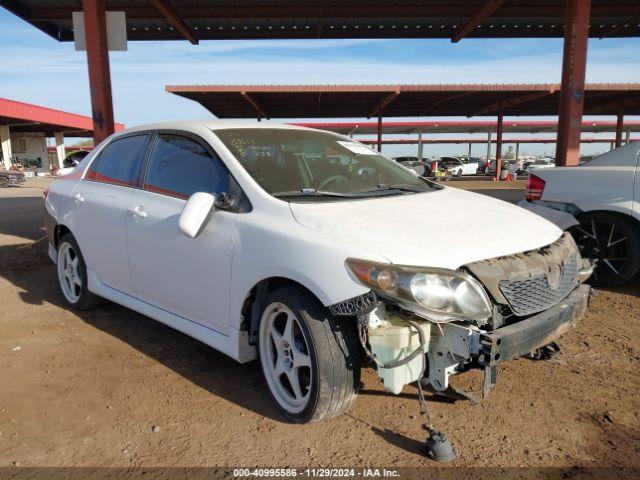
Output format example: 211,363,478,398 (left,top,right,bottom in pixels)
241,276,326,347
53,224,73,248
576,209,640,232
